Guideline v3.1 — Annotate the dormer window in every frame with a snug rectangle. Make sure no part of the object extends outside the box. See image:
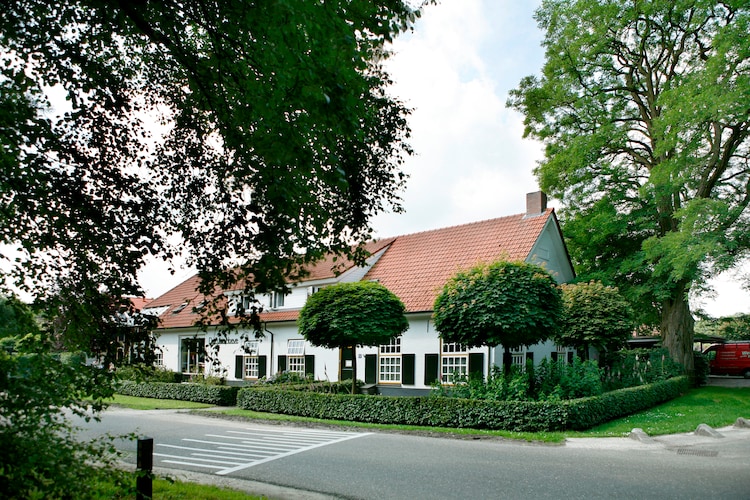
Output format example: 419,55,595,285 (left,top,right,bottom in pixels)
307,285,326,296
270,291,285,309
171,301,189,315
